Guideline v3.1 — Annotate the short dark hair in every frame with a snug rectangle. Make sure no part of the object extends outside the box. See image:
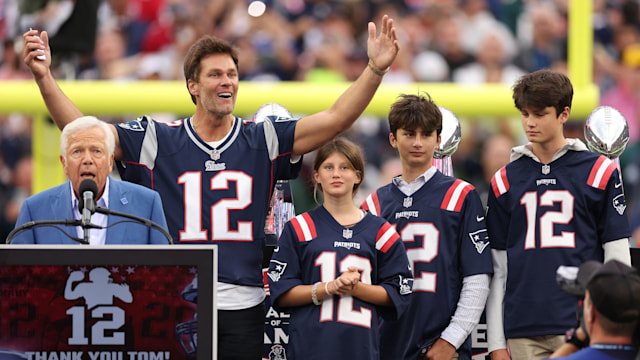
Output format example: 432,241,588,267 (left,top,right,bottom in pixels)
512,69,573,117
388,93,442,137
183,35,239,105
